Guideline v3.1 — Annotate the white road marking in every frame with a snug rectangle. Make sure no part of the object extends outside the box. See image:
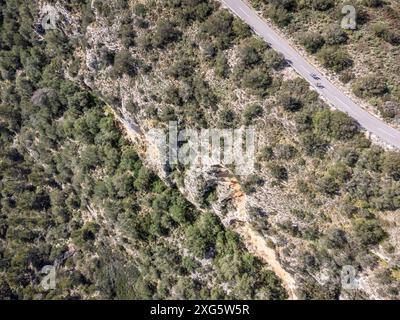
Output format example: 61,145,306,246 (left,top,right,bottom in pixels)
238,7,251,18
